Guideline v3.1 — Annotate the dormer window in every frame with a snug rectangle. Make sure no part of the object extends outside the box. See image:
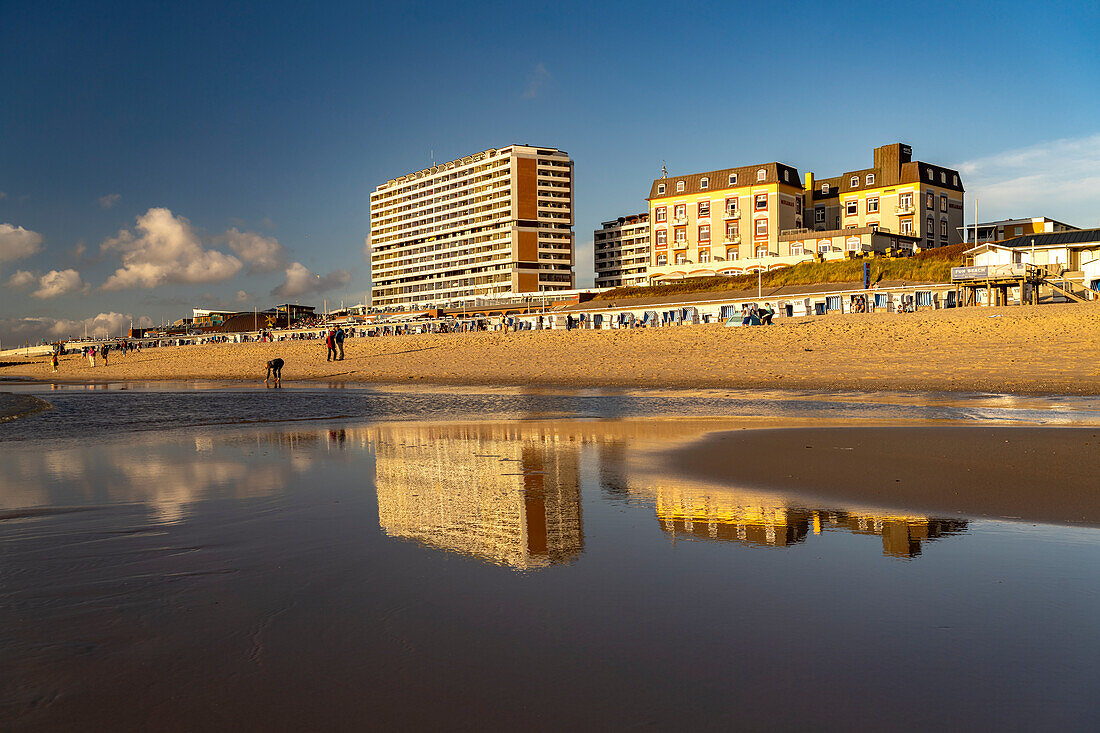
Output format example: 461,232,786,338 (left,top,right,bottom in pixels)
926,168,933,180
866,173,875,185
700,177,709,189
821,183,830,194
729,173,738,185
783,170,789,182
940,171,946,183
676,180,685,192
756,168,766,182
657,183,666,195
850,176,859,187
953,174,959,186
